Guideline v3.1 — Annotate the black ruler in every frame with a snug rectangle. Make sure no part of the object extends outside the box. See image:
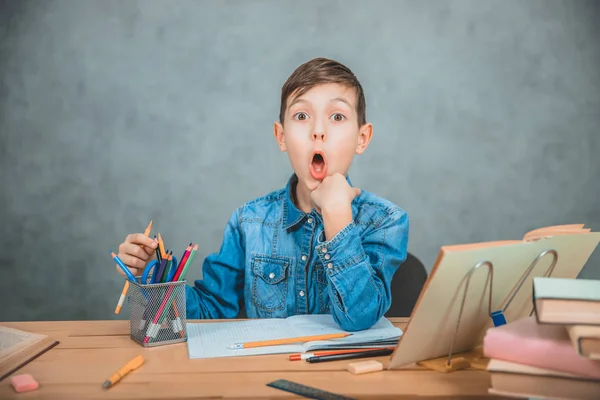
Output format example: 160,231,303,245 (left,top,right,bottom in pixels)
266,379,356,400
